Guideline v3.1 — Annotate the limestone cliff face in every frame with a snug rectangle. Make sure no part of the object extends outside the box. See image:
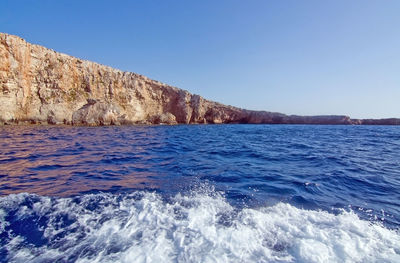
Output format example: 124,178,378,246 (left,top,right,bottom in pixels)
0,33,398,125
0,33,255,125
